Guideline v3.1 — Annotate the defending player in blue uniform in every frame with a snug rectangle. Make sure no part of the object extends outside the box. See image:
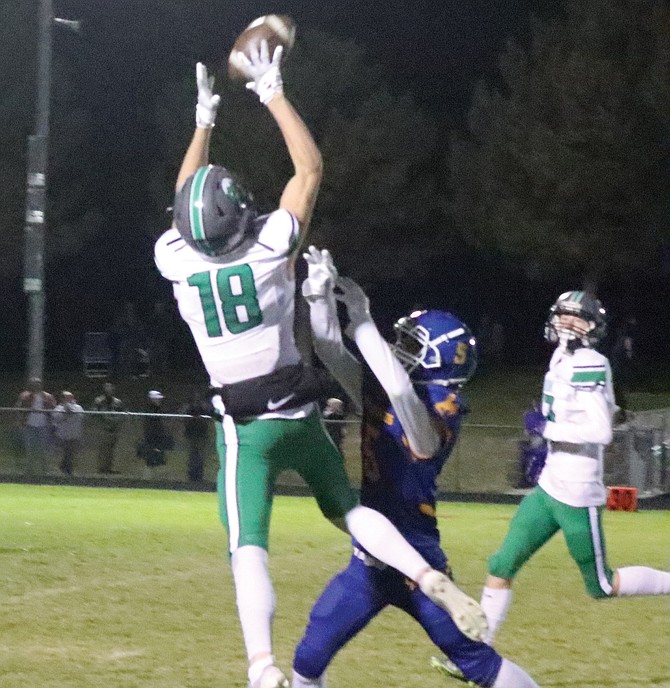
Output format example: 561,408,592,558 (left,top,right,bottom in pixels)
292,248,540,688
